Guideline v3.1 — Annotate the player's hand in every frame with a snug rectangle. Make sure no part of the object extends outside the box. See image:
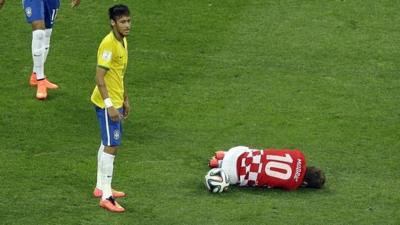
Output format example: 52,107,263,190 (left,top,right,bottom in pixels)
71,0,80,8
123,100,130,119
107,106,122,122
0,0,6,10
